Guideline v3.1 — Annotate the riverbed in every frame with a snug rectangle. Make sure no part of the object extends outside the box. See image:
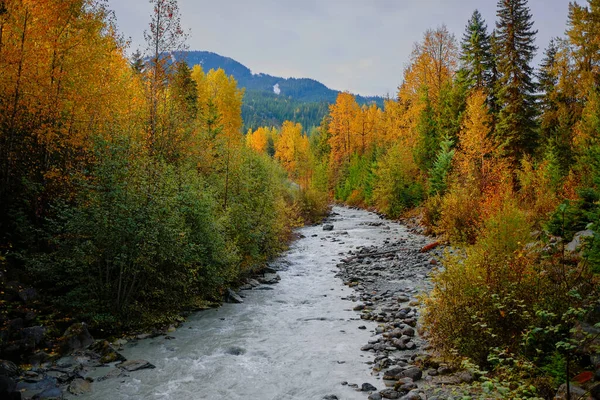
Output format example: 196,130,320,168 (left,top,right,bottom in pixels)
79,206,425,400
